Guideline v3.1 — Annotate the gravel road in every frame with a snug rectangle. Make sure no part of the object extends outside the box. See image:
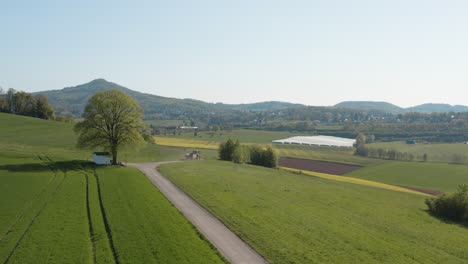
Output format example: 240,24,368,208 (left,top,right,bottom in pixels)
127,162,268,264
